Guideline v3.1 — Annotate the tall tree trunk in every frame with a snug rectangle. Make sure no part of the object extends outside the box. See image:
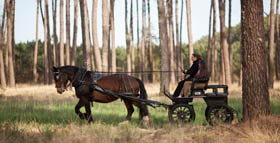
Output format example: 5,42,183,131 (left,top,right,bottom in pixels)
148,0,153,82
11,0,14,66
241,0,270,121
46,0,53,84
92,0,102,71
211,0,217,82
268,0,275,88
186,0,193,66
137,0,140,78
80,0,91,70
59,0,64,66
175,0,180,80
33,0,40,83
276,0,280,80
0,3,6,89
125,0,131,74
130,0,135,74
207,0,213,75
6,0,15,87
43,0,49,84
142,0,148,82
228,0,233,83
179,0,183,77
102,0,109,72
65,0,70,65
218,0,231,85
158,0,170,93
110,0,116,72
52,0,58,66
168,0,175,84
71,0,78,66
